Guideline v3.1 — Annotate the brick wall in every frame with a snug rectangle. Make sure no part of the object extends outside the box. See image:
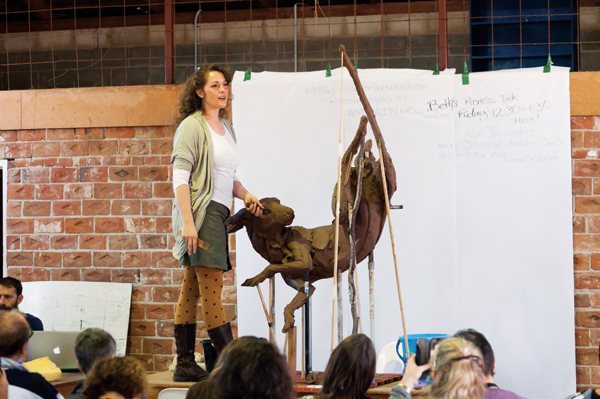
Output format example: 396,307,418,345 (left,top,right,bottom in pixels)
573,115,600,389
3,126,238,372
